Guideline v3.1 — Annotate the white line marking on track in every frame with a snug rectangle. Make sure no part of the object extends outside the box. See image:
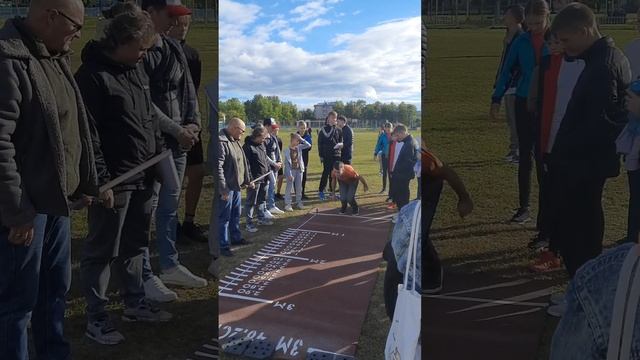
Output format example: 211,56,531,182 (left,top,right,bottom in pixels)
424,294,548,308
476,308,543,321
218,292,274,304
442,279,532,296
